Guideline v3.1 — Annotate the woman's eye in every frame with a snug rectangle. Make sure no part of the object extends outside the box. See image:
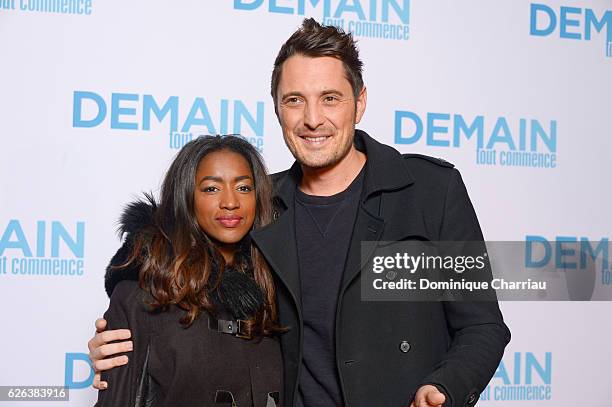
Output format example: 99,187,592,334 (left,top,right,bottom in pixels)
202,186,219,193
237,185,253,192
